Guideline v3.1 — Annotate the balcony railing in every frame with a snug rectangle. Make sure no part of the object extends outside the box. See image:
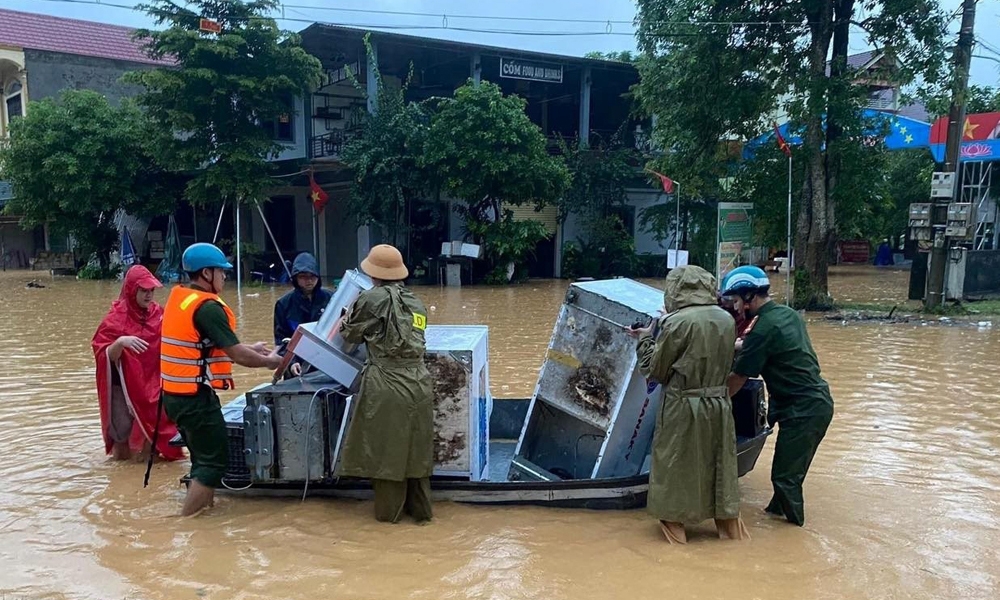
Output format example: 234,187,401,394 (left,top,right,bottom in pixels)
310,125,655,161
310,129,358,160
866,96,898,111
544,128,658,156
